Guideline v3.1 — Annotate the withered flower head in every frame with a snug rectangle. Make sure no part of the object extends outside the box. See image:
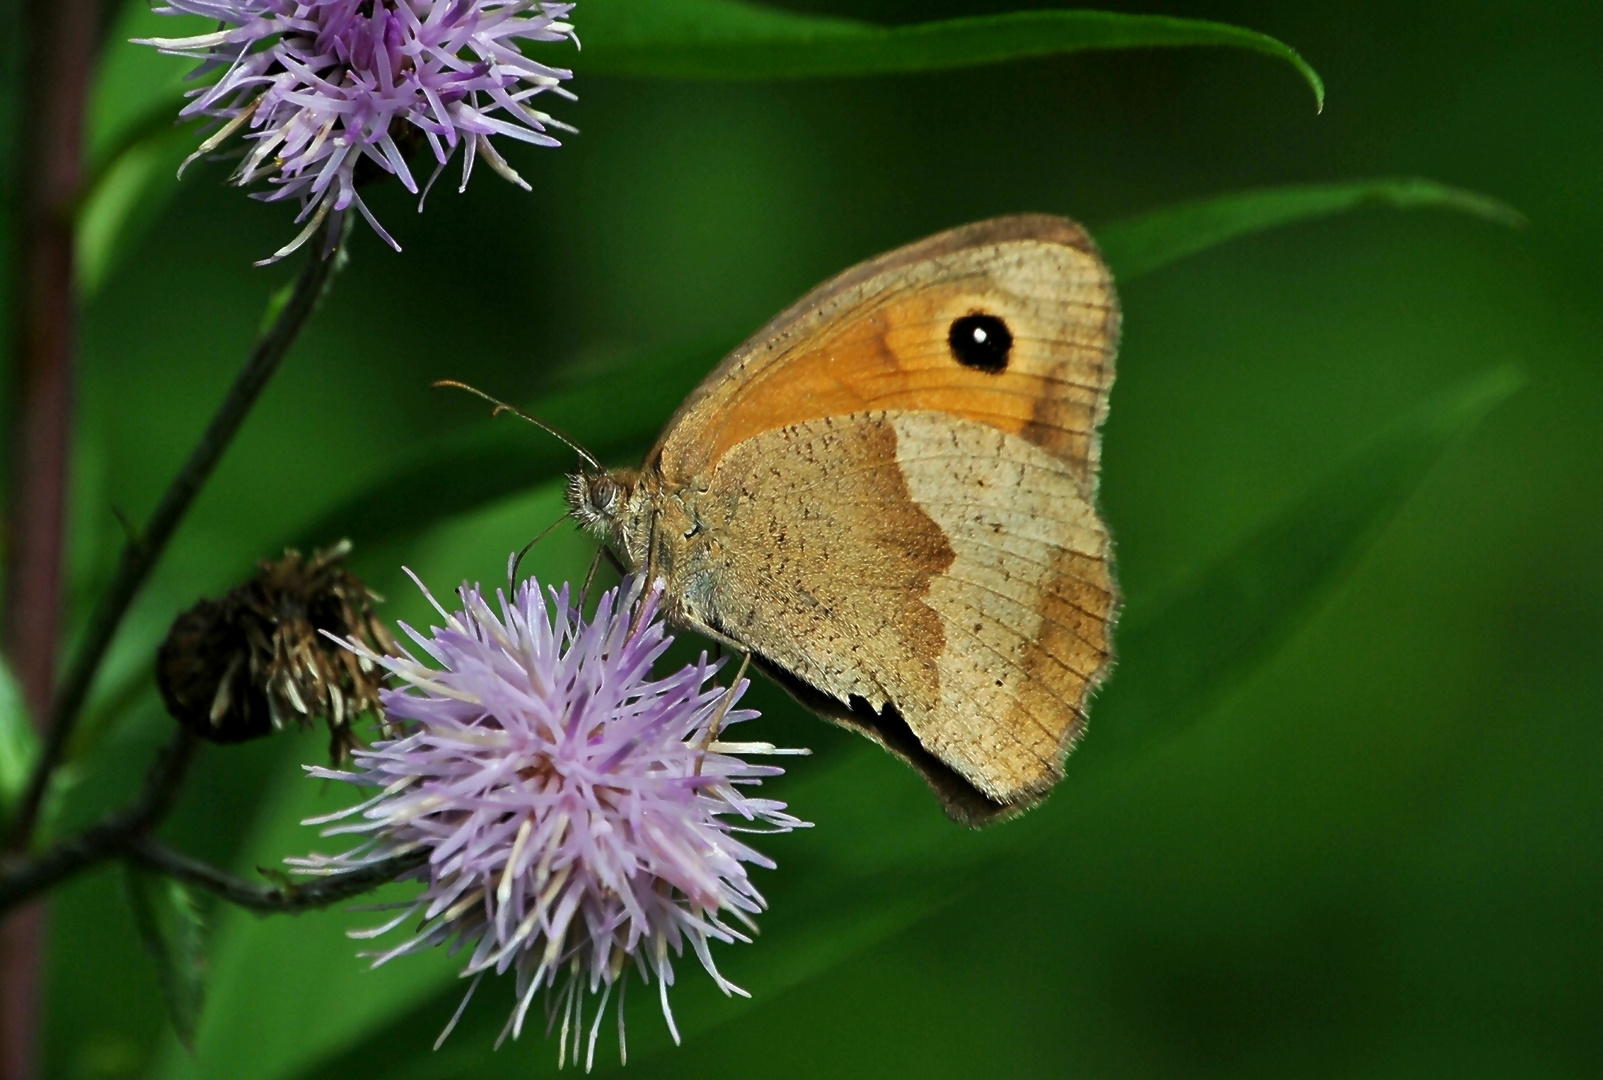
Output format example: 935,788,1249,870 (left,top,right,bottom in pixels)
156,540,393,761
